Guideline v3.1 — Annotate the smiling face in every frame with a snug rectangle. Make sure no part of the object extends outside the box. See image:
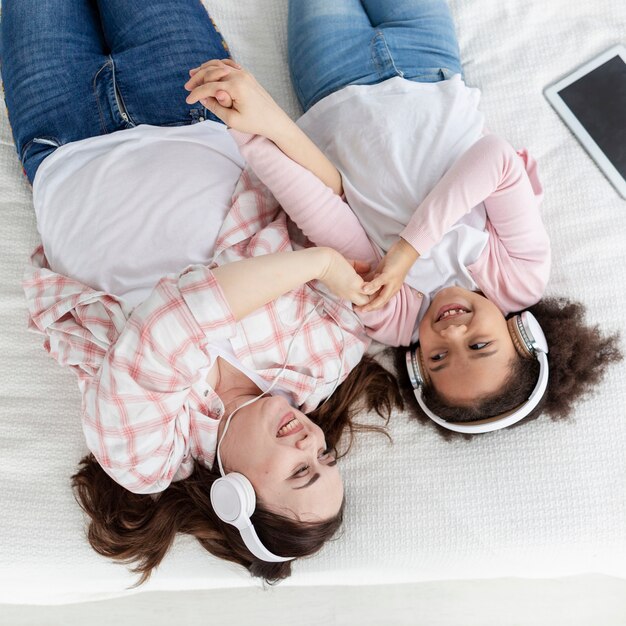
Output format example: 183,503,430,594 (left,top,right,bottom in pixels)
216,394,343,522
418,287,517,405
